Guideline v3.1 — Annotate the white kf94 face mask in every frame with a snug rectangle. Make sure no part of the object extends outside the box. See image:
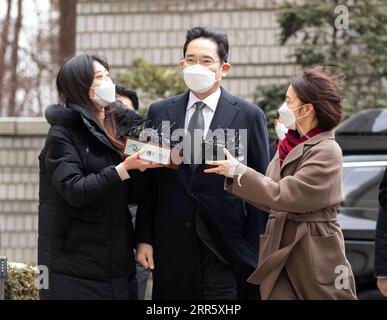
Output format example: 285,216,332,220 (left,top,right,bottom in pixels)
275,122,288,141
278,101,309,130
183,64,218,93
91,79,116,108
